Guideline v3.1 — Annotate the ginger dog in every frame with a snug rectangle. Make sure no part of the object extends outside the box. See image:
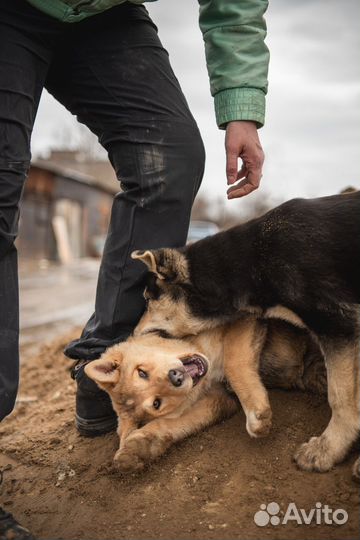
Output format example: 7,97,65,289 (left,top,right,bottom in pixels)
85,317,333,474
